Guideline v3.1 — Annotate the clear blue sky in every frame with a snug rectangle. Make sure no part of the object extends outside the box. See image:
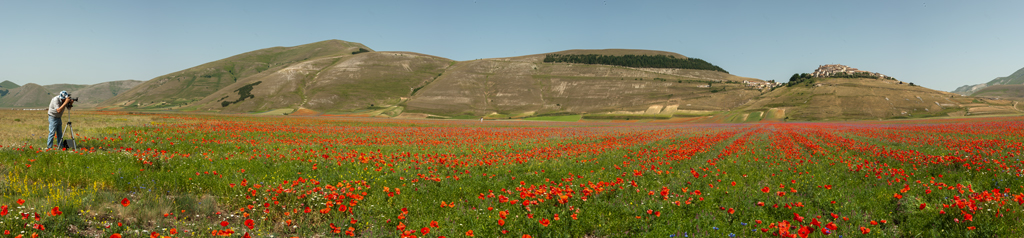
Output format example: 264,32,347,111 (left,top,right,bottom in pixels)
2,0,1022,91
